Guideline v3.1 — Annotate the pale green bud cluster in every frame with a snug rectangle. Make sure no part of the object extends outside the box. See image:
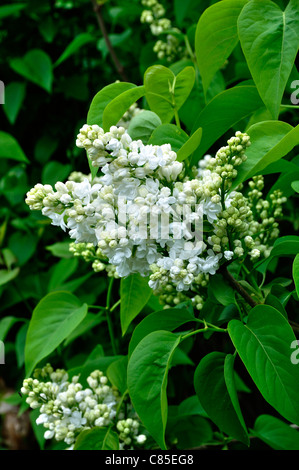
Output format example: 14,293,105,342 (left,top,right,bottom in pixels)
68,171,102,185
25,183,58,211
140,0,187,62
206,131,250,191
141,0,166,30
151,270,209,310
21,364,147,449
153,34,186,62
191,294,205,311
69,242,120,277
245,176,286,259
156,284,190,308
193,273,209,288
116,418,146,447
